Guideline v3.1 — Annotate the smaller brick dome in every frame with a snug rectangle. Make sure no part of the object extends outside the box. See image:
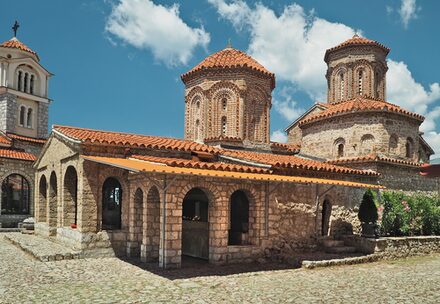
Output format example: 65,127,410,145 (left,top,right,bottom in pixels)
324,35,389,62
181,47,274,87
0,37,39,61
